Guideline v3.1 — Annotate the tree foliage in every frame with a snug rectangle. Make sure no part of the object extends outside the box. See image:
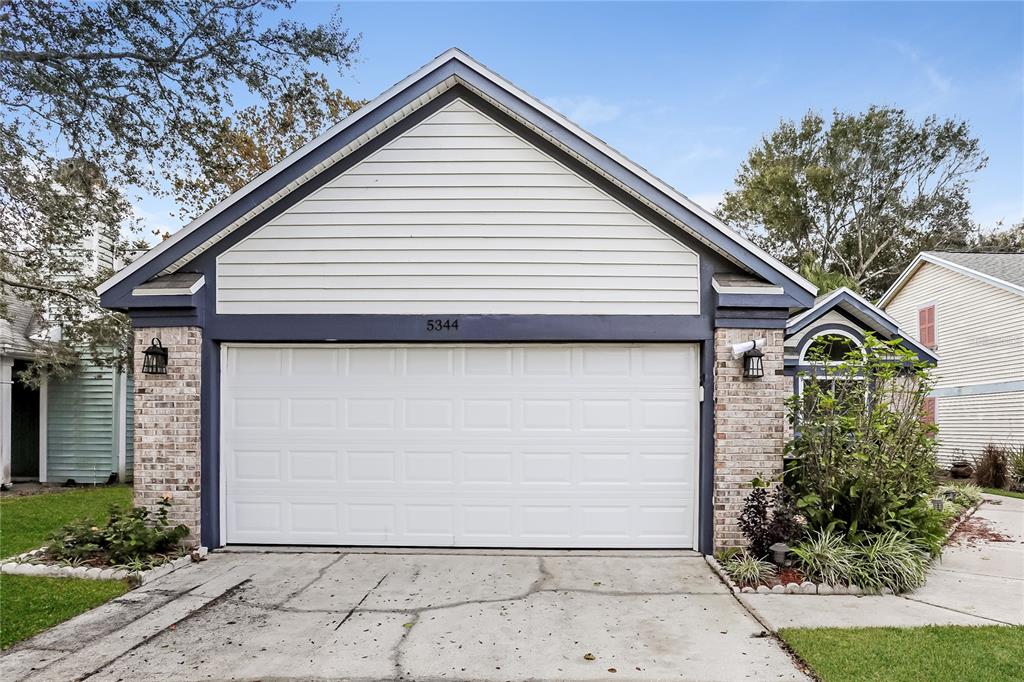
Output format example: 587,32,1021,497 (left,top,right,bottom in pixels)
785,335,939,544
720,107,987,298
972,220,1024,252
0,0,359,382
172,72,365,221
